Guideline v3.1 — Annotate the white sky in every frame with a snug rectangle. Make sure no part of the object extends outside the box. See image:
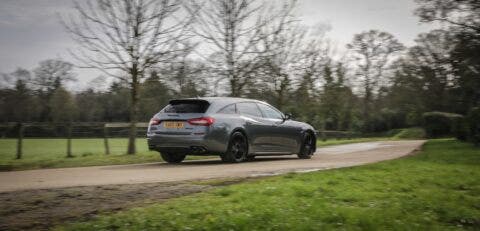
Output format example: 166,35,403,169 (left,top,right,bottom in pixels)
0,0,436,89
